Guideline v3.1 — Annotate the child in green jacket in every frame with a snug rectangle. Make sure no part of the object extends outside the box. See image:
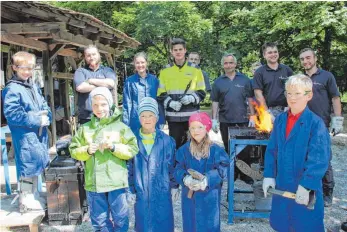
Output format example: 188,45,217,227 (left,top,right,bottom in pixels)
69,87,138,231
